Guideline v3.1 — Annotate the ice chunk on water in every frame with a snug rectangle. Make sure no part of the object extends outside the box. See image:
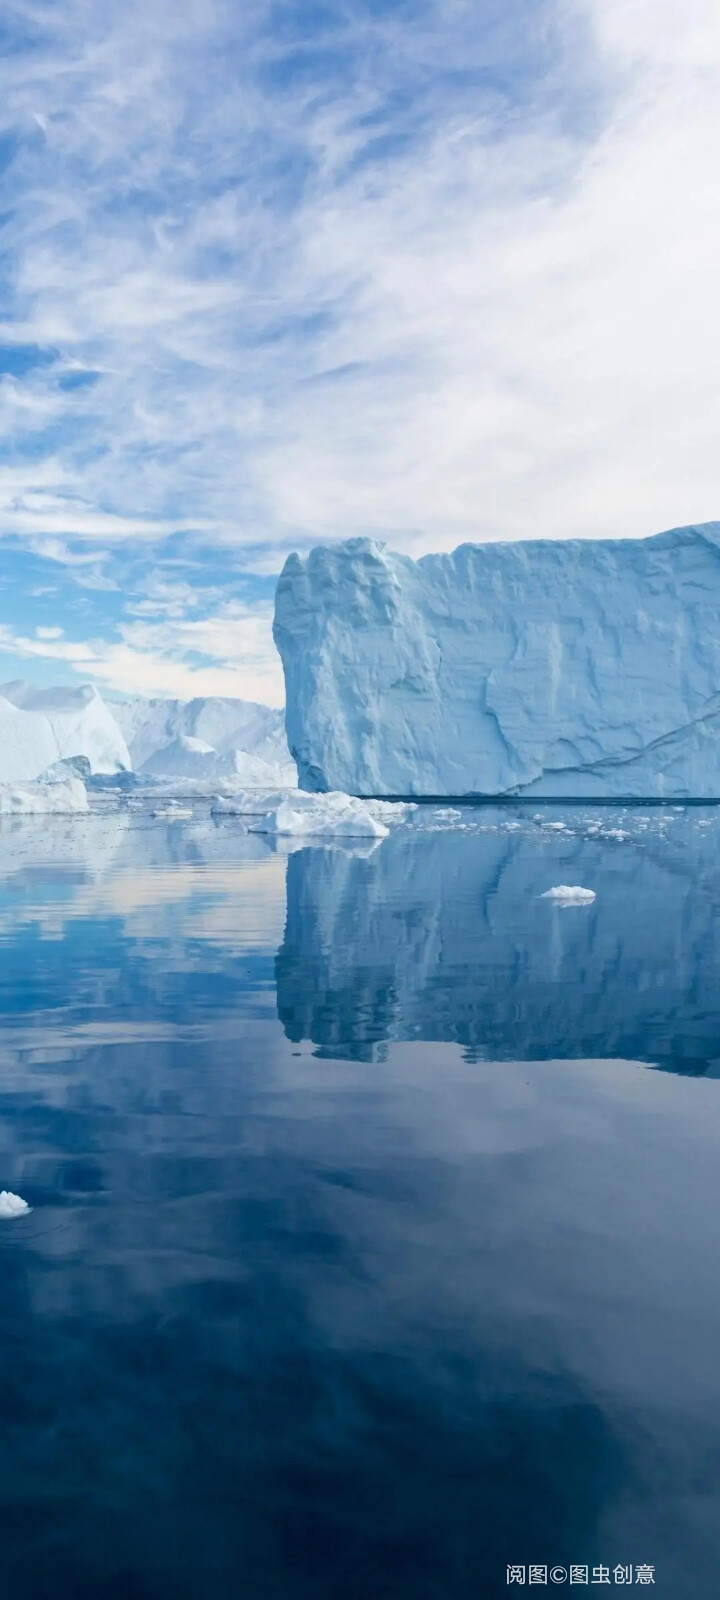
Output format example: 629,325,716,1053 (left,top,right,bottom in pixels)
250,791,390,839
0,776,88,814
541,885,596,904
